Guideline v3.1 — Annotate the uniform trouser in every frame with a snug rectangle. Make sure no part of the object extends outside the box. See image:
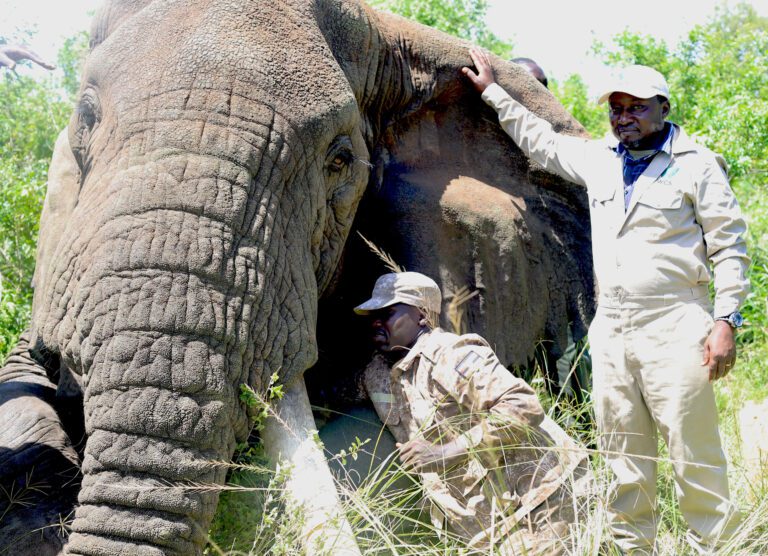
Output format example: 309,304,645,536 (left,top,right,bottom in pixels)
589,288,740,553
